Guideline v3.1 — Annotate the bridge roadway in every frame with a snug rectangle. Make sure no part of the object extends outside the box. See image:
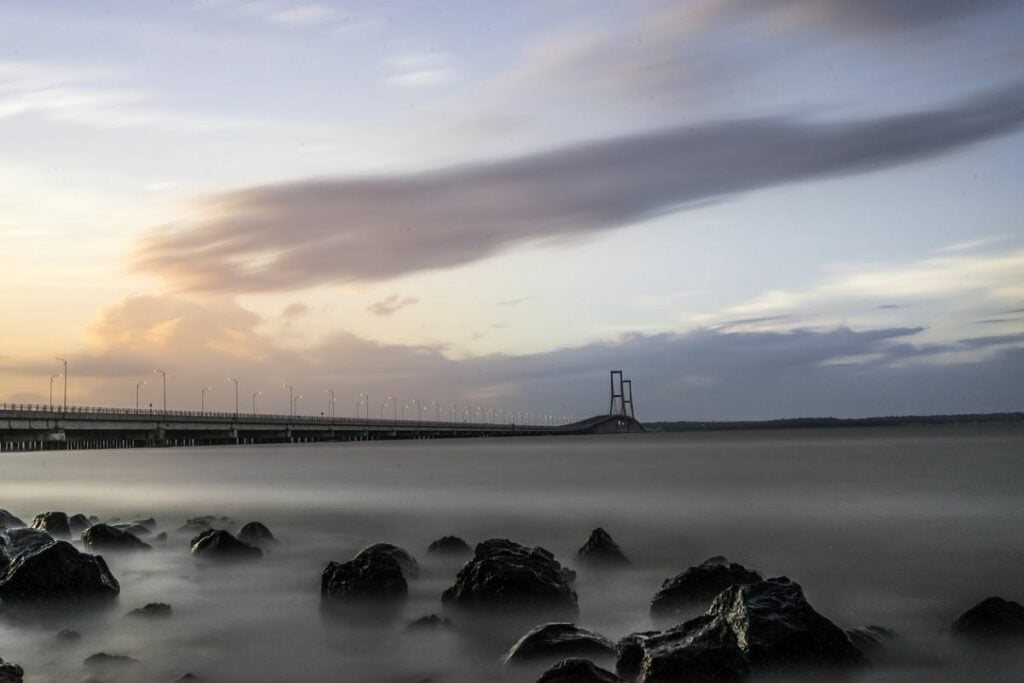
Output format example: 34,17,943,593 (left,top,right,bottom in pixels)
0,404,644,452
